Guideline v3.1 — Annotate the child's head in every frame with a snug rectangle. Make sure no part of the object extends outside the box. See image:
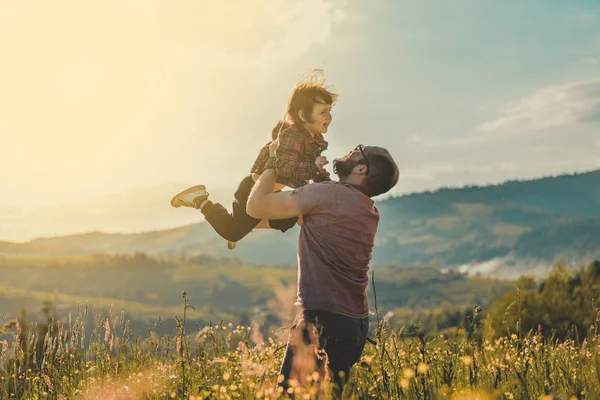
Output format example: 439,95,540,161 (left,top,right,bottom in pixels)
285,69,338,135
